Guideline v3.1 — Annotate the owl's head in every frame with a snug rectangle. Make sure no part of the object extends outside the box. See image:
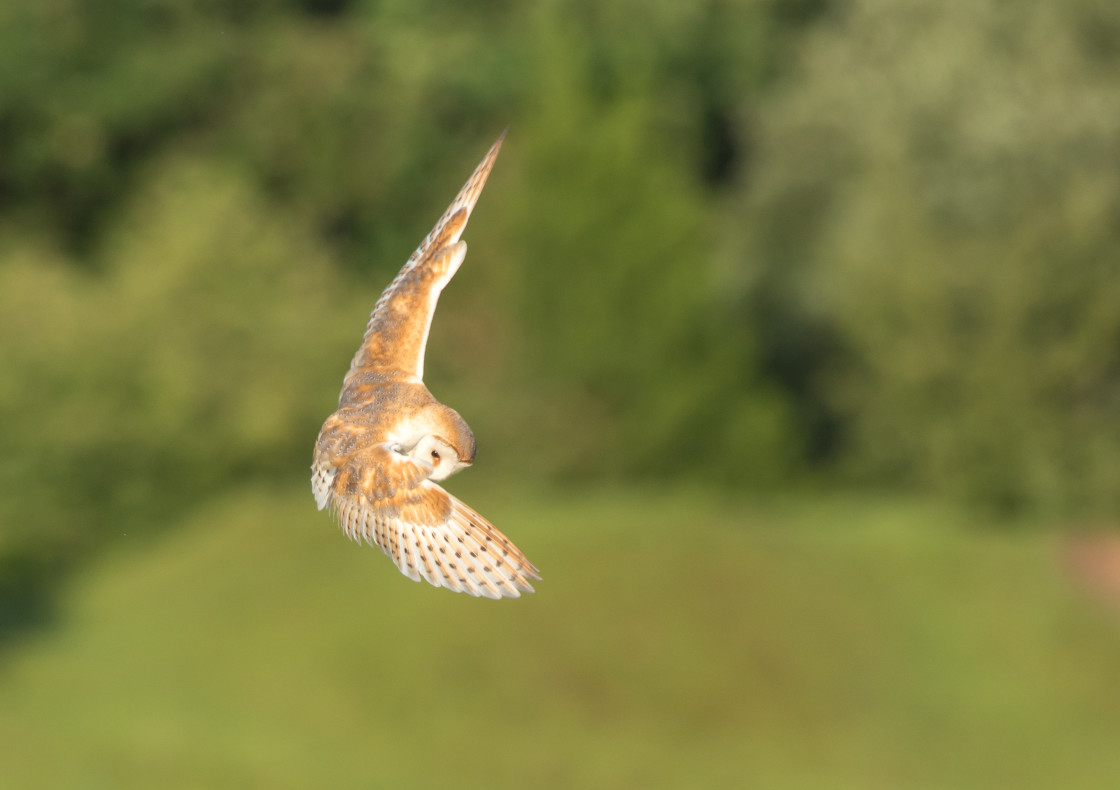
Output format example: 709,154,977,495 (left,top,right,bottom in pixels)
411,434,472,481
409,405,476,481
